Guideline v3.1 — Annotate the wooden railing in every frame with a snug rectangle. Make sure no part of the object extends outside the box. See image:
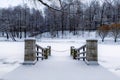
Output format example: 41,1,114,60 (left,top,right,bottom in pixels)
70,44,86,61
36,44,51,61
